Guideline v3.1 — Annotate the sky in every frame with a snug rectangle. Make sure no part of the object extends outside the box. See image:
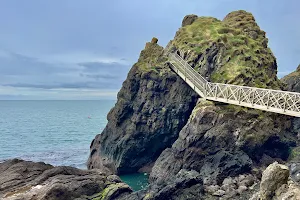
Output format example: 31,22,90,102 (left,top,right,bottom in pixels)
0,0,299,100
